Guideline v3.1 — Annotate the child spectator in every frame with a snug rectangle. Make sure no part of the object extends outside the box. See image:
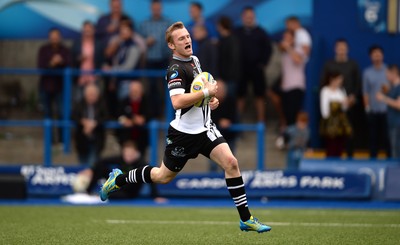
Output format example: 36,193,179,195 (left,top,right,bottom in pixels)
283,111,310,170
320,71,353,157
